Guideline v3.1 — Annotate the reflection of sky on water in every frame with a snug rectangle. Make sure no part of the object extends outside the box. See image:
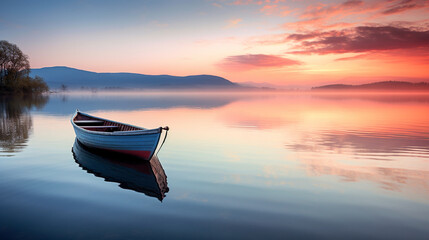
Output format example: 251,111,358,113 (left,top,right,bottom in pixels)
5,92,429,197
311,92,429,104
215,93,429,197
46,92,429,198
289,129,429,157
40,91,271,115
1,92,428,239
